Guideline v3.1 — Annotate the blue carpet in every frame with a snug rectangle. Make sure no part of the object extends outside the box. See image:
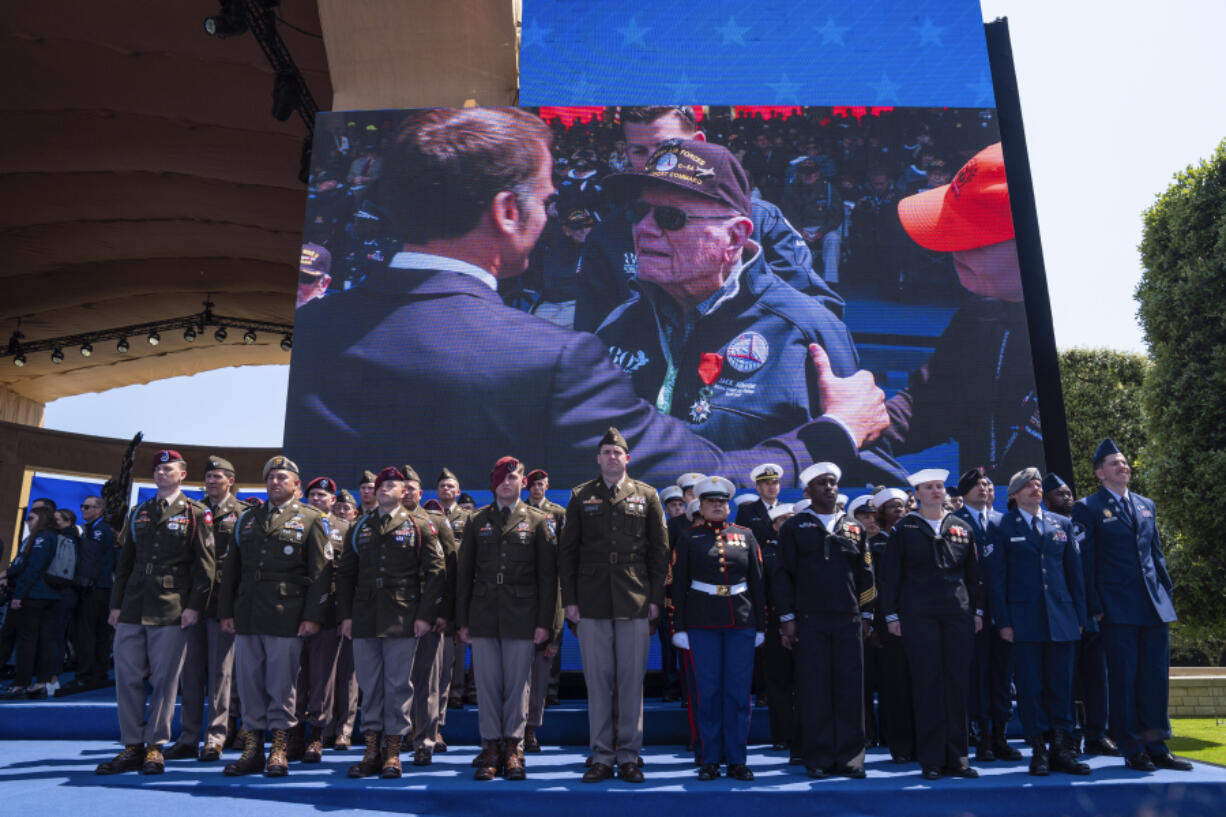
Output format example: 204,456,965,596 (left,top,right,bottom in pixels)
1,741,1224,817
